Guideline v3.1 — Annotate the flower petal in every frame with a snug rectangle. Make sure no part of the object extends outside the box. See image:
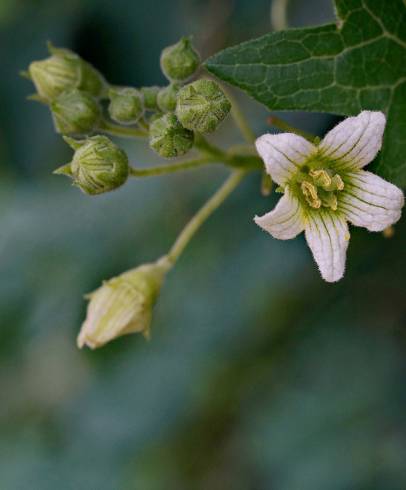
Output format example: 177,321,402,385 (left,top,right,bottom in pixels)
339,170,404,231
254,187,305,239
255,133,315,186
319,111,386,170
305,211,350,282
